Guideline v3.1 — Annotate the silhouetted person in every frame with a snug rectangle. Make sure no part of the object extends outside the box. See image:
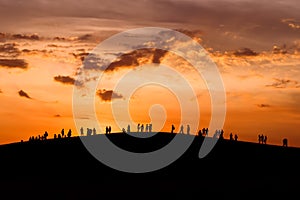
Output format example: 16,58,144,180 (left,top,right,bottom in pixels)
219,130,224,139
149,124,152,133
146,124,149,132
234,134,238,141
105,126,108,134
198,130,202,136
205,128,209,136
67,129,72,138
263,135,267,144
61,129,65,138
44,131,48,140
283,138,288,147
54,134,57,139
93,128,96,135
127,125,130,133
229,133,233,141
171,124,175,134
87,128,92,136
141,124,144,132
258,134,261,144
179,125,184,134
58,134,62,139
137,124,140,132
80,127,84,136
187,125,190,135
108,126,111,134
122,128,126,133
